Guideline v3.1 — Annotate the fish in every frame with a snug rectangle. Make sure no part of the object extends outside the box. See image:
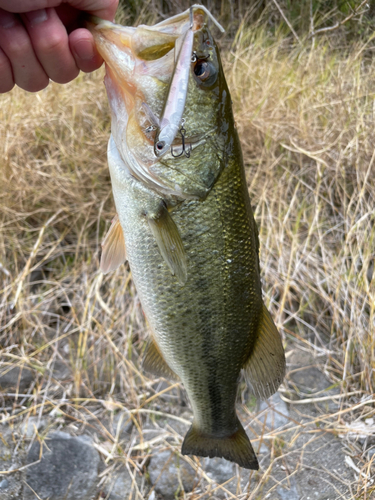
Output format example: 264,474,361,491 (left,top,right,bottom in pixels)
87,5,285,470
